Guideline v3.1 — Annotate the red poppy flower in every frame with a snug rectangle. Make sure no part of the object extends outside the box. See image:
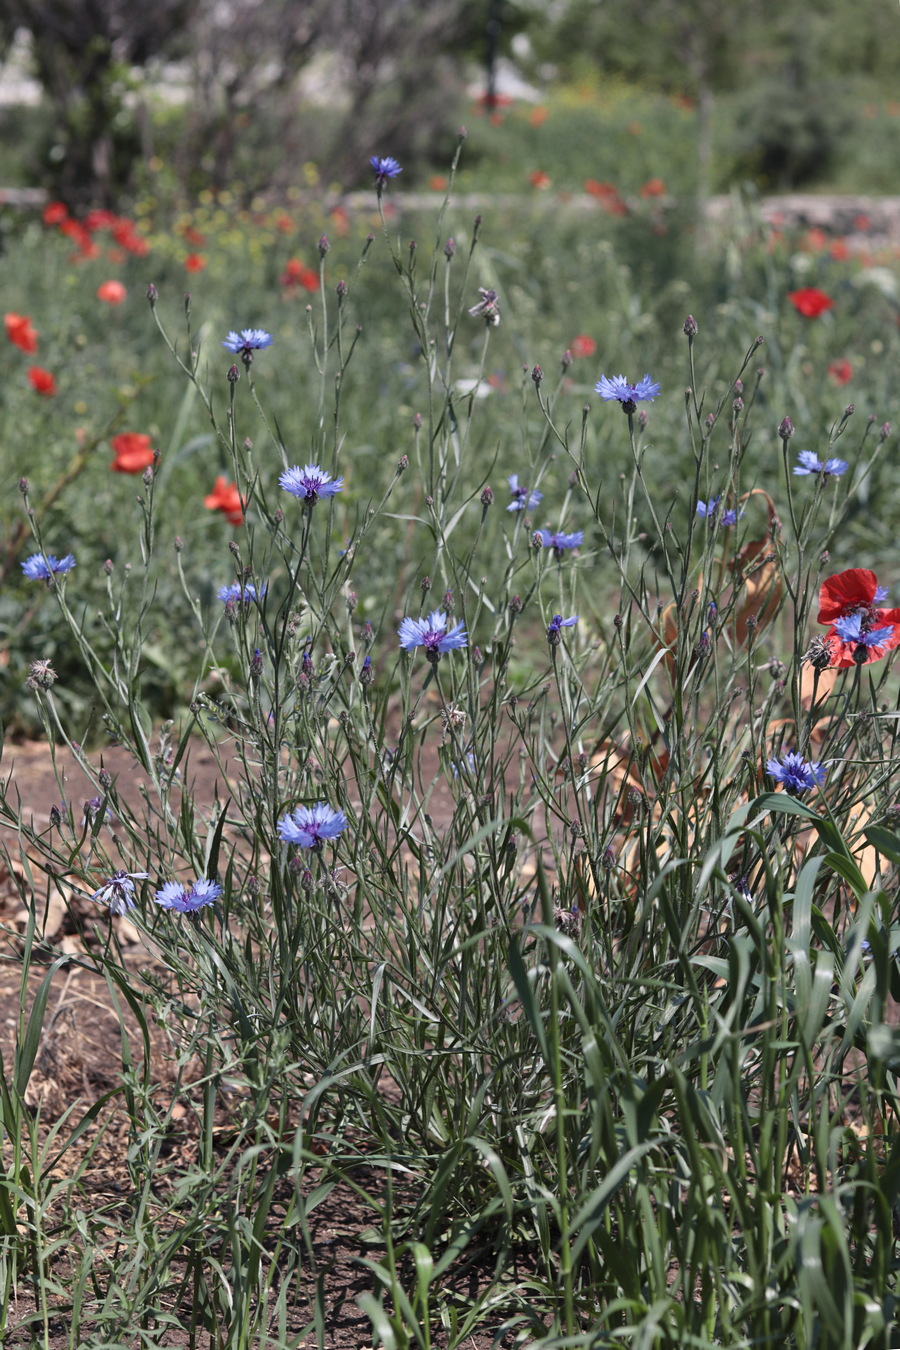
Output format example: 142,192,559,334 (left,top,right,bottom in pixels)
110,432,155,473
817,568,900,667
6,313,38,353
27,366,56,396
801,228,828,252
639,177,666,197
42,201,69,227
184,253,206,272
584,179,627,216
830,239,850,261
570,334,596,359
788,287,834,318
828,359,853,386
204,476,245,526
428,175,448,191
528,170,551,189
97,280,127,305
528,105,548,127
280,258,320,292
